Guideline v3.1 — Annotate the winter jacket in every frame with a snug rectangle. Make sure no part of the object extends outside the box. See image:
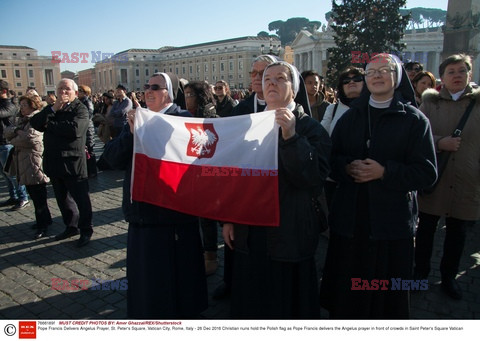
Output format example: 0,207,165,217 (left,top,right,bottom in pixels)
418,86,480,220
29,98,89,179
0,98,17,145
4,111,49,185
